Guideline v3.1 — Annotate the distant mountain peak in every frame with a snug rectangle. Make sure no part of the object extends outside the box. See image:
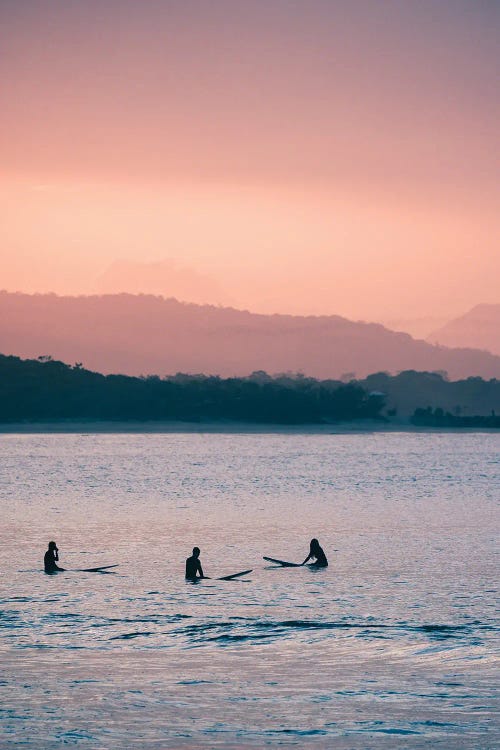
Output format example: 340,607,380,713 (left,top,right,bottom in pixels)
427,304,500,356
